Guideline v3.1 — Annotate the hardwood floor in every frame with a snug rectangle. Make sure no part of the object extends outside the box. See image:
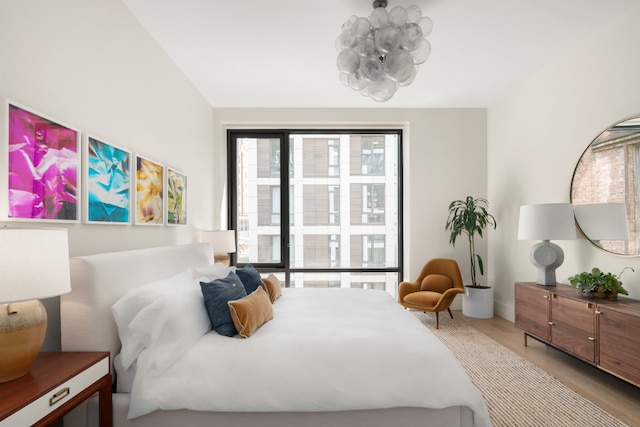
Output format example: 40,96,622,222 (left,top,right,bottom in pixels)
458,311,640,427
